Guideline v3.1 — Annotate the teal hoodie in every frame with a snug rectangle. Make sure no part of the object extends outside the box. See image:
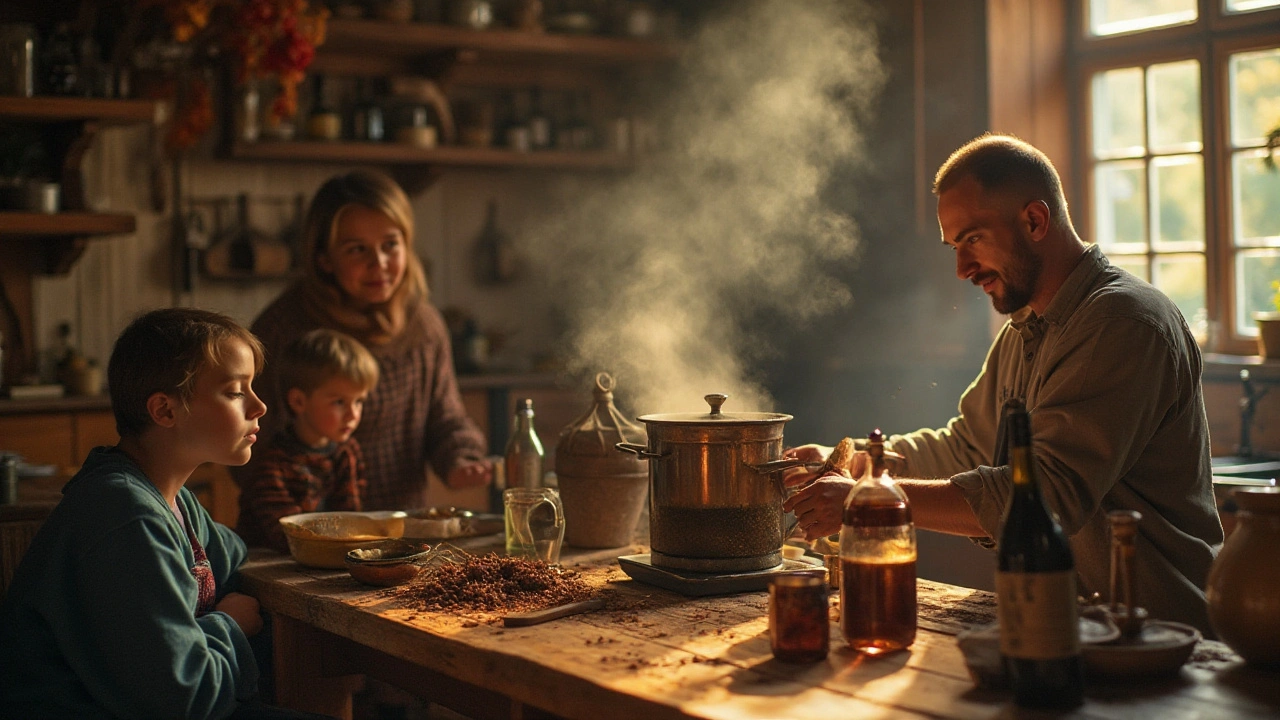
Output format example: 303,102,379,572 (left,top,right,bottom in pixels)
0,447,257,719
